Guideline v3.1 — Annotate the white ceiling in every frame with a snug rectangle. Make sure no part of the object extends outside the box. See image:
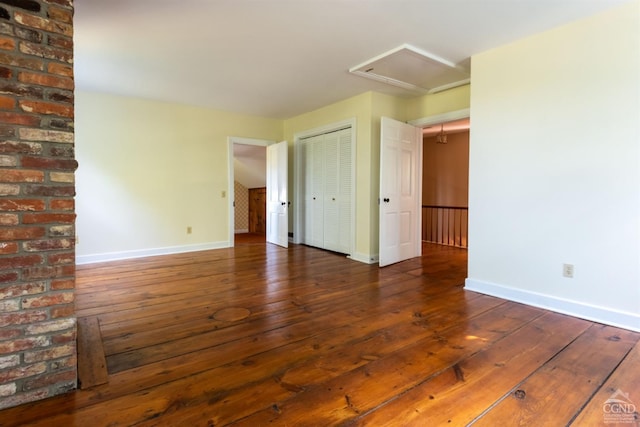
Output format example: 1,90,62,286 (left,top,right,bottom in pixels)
233,144,266,189
74,0,629,119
